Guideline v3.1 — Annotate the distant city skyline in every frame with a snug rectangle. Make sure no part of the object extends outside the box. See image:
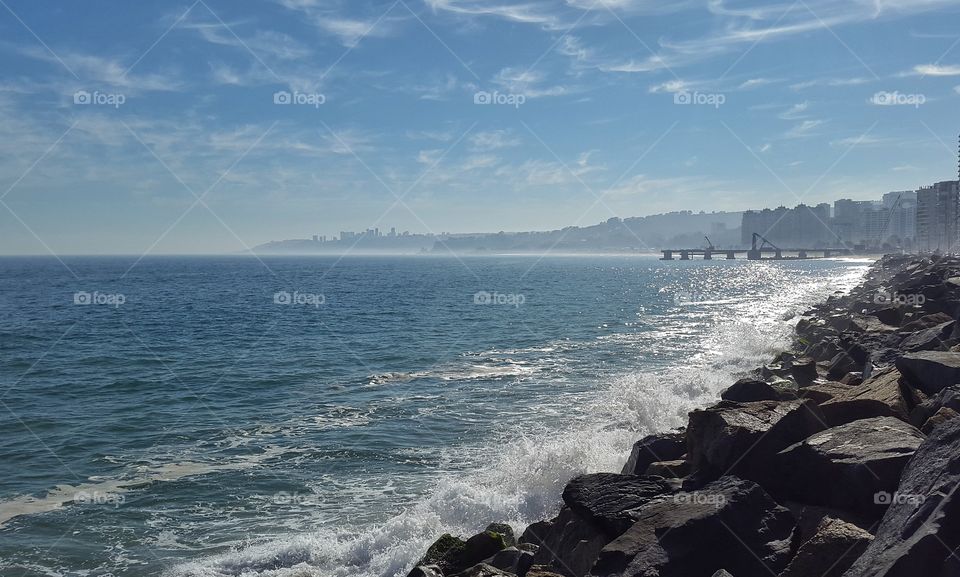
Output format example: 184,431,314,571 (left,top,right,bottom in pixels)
2,1,960,254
